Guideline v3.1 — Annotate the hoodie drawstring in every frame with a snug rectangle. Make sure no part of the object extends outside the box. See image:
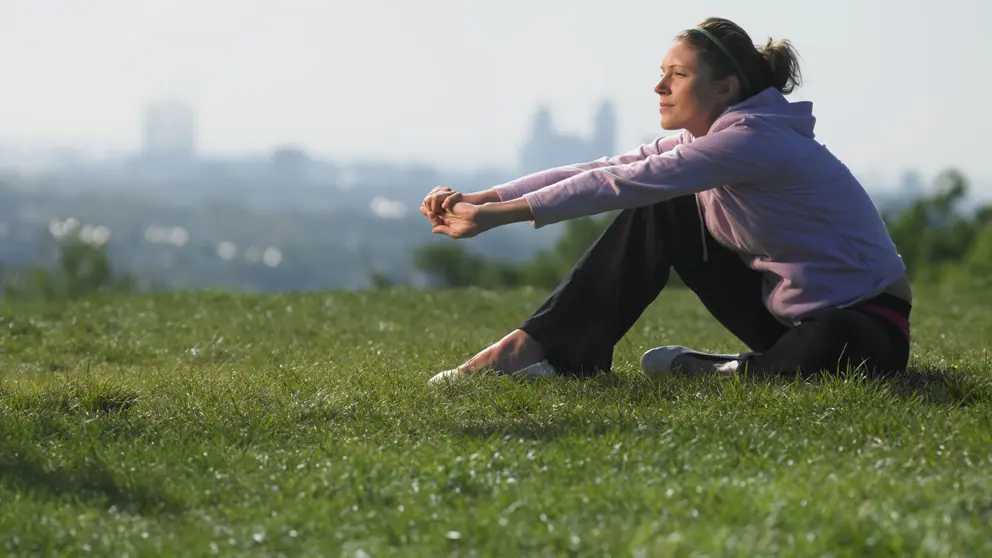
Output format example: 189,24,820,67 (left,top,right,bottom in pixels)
695,193,709,262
